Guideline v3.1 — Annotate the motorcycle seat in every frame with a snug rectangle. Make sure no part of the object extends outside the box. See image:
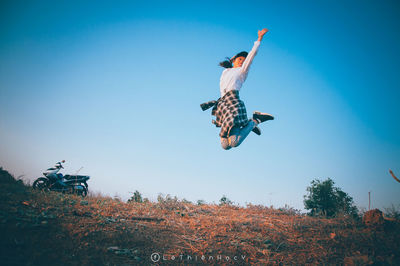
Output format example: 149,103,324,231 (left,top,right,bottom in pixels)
64,175,90,181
